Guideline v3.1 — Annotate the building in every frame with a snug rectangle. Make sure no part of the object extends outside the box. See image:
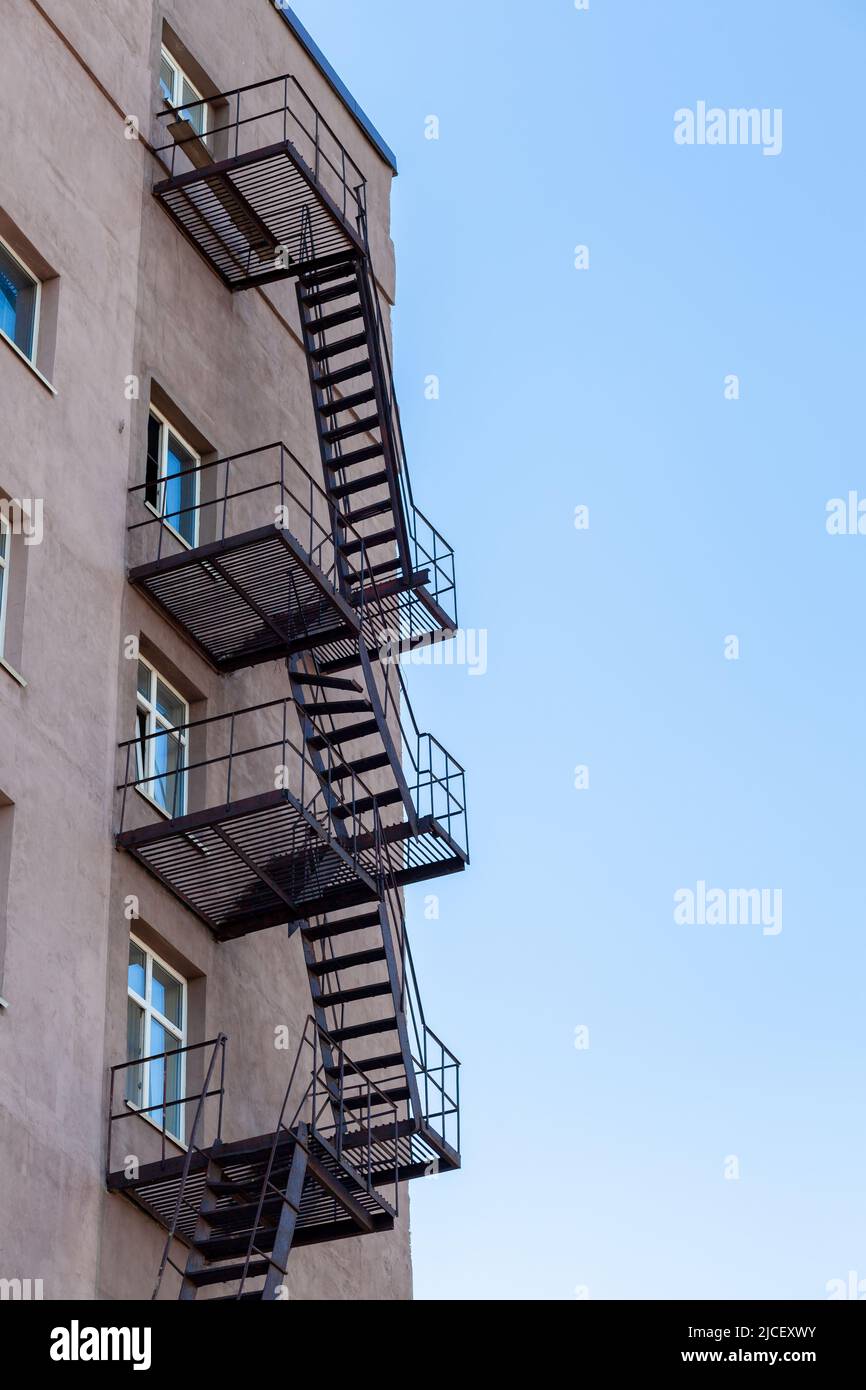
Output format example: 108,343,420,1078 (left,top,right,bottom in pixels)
0,0,467,1302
